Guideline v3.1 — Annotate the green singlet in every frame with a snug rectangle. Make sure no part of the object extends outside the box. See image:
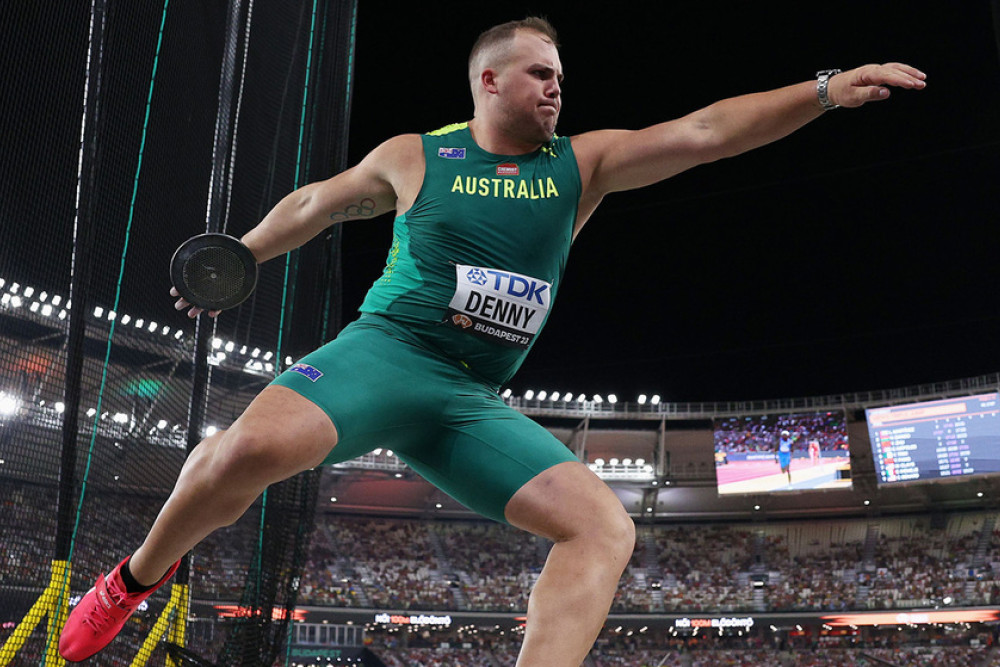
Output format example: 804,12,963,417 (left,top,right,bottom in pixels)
272,124,582,522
